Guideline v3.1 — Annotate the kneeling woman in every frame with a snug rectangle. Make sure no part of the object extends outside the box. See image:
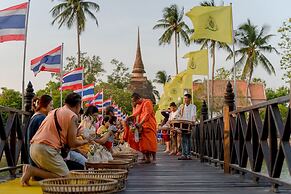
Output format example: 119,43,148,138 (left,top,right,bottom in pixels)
21,93,113,186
